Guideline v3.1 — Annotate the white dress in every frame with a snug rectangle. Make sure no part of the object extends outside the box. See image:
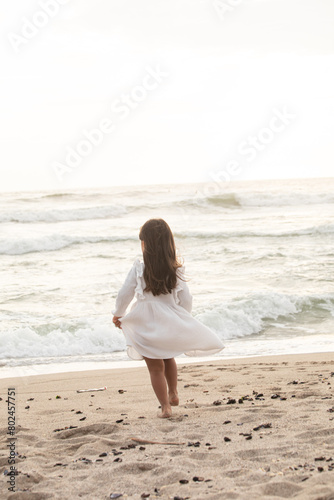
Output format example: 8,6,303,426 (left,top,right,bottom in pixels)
112,259,225,360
